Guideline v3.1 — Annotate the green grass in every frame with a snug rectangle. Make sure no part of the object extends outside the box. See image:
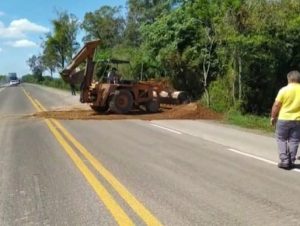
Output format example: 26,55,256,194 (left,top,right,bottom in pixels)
225,111,275,133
